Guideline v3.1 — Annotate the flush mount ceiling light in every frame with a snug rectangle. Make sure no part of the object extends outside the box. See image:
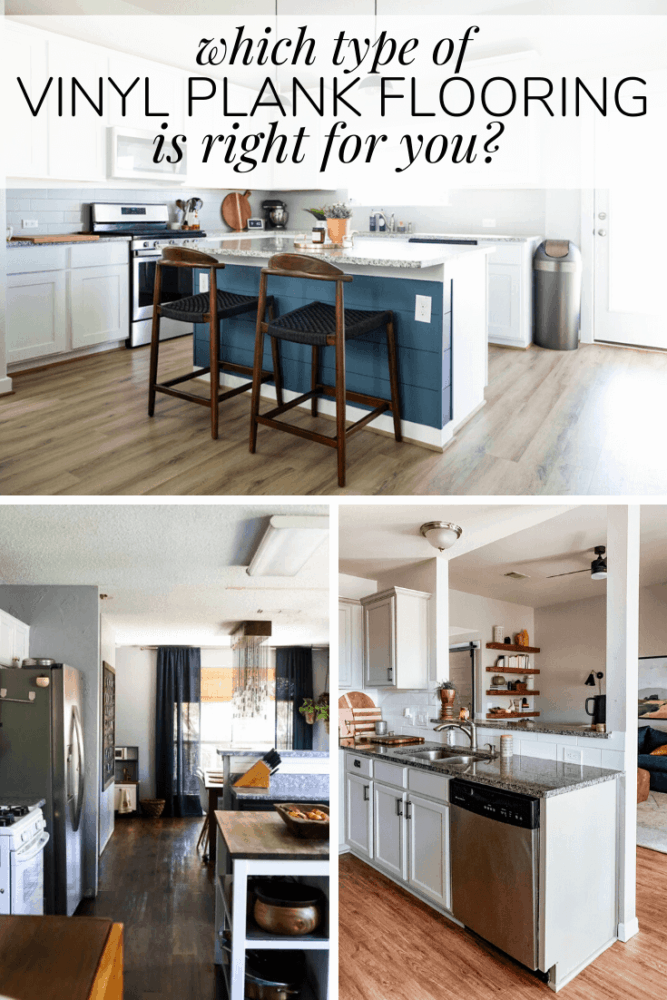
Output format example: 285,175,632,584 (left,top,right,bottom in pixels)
246,515,329,577
419,521,463,553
